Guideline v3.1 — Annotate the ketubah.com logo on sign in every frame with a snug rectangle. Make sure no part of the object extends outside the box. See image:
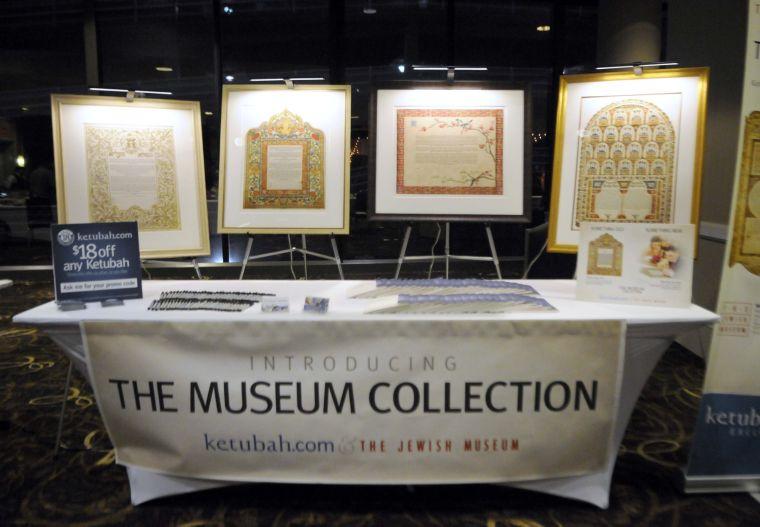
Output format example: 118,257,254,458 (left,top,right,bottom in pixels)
56,229,75,246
